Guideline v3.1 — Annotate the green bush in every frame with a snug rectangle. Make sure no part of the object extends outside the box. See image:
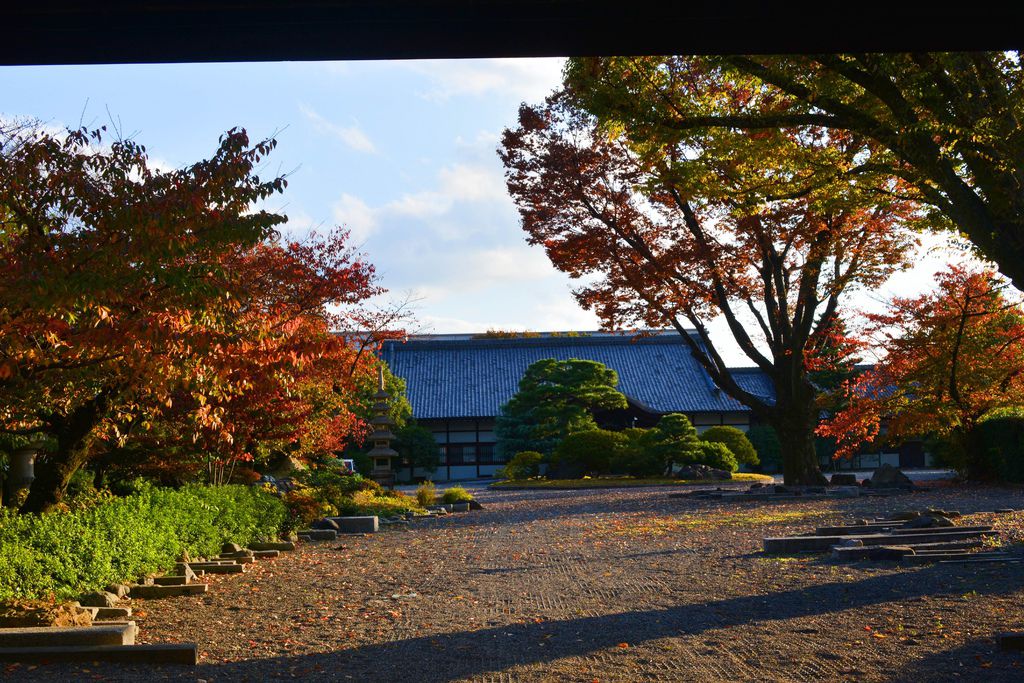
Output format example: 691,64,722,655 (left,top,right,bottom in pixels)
335,489,422,517
415,480,436,507
612,428,663,477
0,484,287,601
646,414,702,469
972,416,1024,482
746,425,783,473
499,451,544,480
441,486,474,504
552,429,626,476
694,441,739,472
701,426,759,467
